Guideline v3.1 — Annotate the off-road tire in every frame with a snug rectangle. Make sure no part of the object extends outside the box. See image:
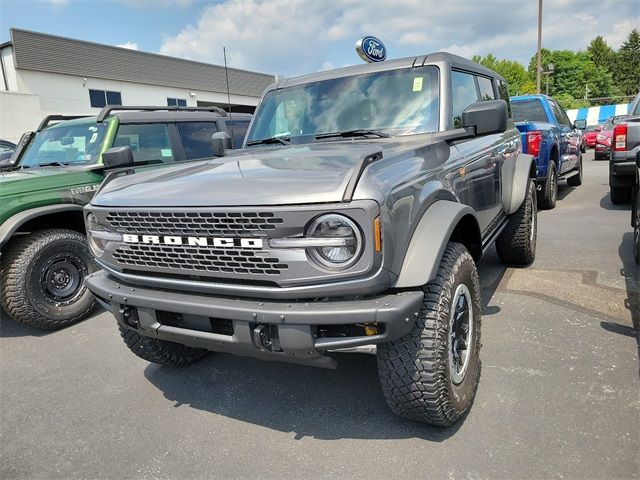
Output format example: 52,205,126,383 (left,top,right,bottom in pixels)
0,229,97,330
119,326,208,367
566,156,583,187
537,161,558,210
377,242,481,426
610,187,631,205
496,180,537,266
